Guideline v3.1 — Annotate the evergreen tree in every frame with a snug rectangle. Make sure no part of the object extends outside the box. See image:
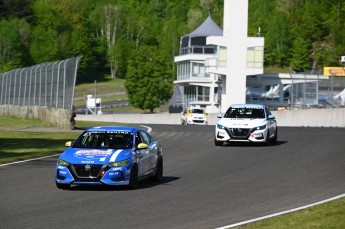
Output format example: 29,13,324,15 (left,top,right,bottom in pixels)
290,37,311,72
